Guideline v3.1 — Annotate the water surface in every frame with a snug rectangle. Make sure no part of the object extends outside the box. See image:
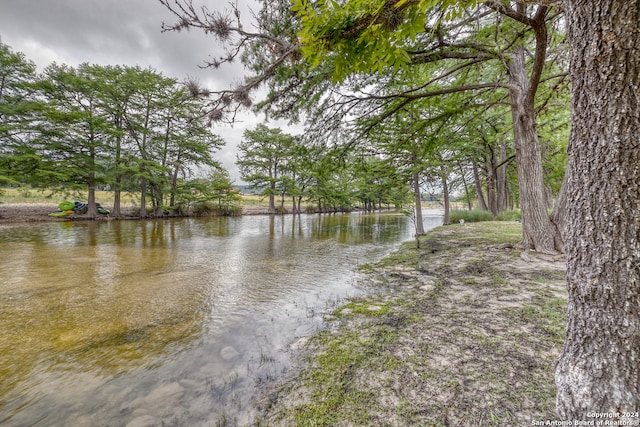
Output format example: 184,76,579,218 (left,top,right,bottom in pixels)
0,212,442,426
